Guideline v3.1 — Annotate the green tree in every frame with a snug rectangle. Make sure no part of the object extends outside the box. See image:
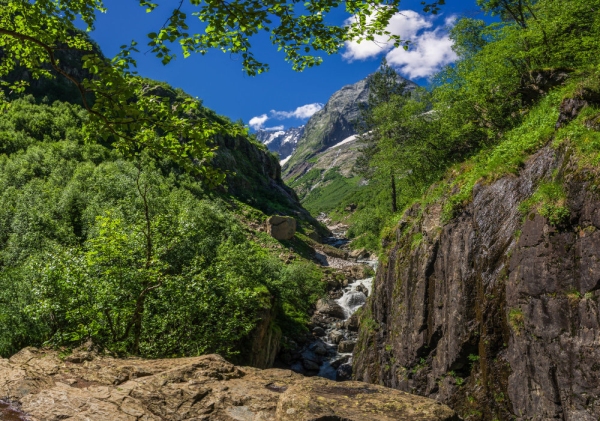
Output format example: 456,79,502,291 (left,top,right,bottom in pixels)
0,0,444,182
355,58,409,213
